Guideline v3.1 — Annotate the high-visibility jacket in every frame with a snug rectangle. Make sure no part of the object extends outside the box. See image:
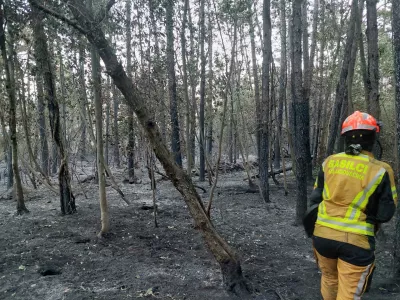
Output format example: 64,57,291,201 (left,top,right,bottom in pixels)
310,151,397,249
